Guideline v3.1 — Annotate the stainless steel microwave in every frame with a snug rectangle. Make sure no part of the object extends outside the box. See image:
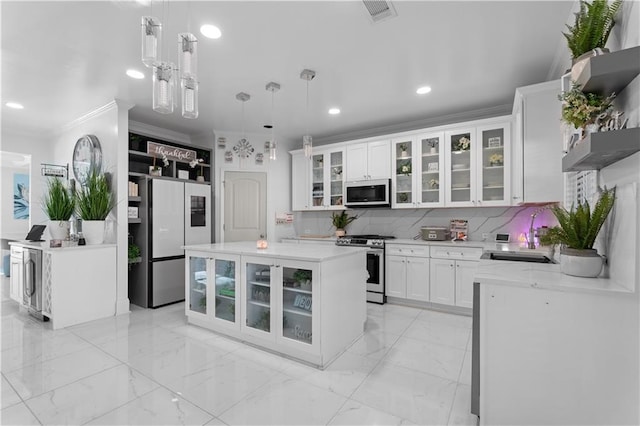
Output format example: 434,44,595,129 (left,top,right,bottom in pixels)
344,179,391,208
